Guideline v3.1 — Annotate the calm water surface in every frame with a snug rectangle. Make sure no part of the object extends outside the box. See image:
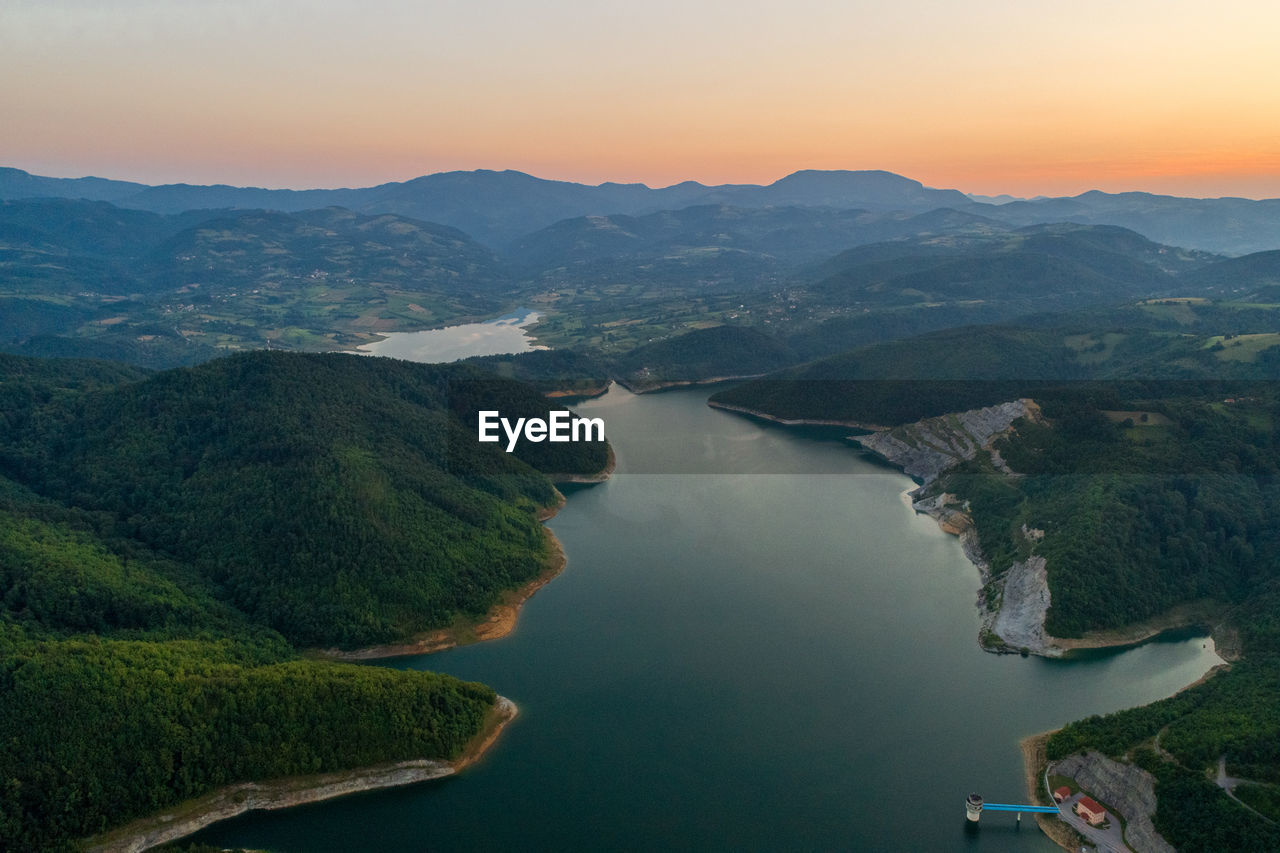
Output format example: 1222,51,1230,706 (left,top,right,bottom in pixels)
355,309,543,361
196,385,1221,851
